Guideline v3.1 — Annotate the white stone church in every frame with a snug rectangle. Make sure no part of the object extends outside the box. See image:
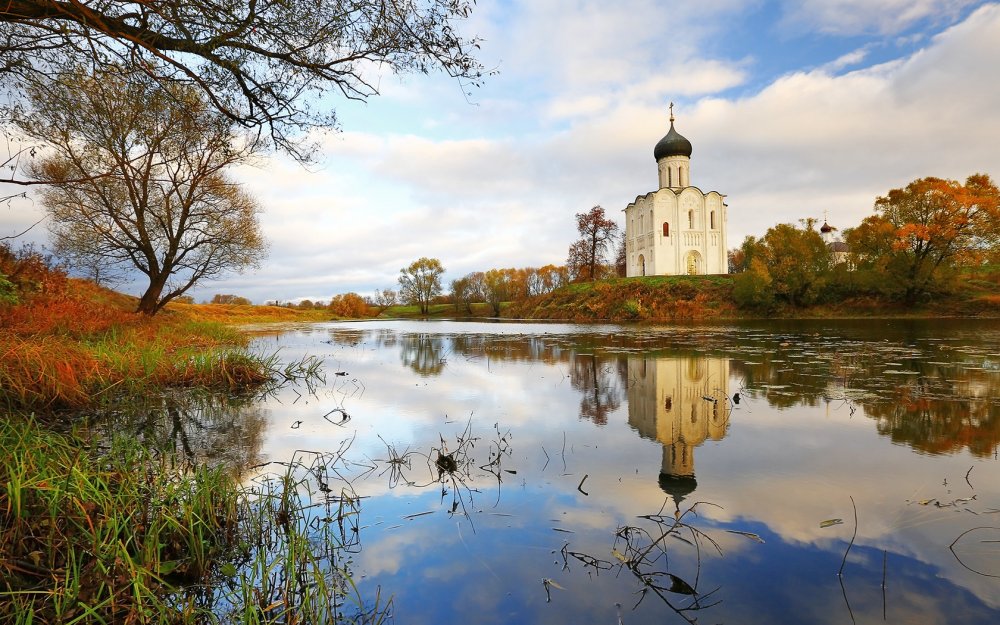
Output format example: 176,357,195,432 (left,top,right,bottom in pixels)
624,108,728,276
